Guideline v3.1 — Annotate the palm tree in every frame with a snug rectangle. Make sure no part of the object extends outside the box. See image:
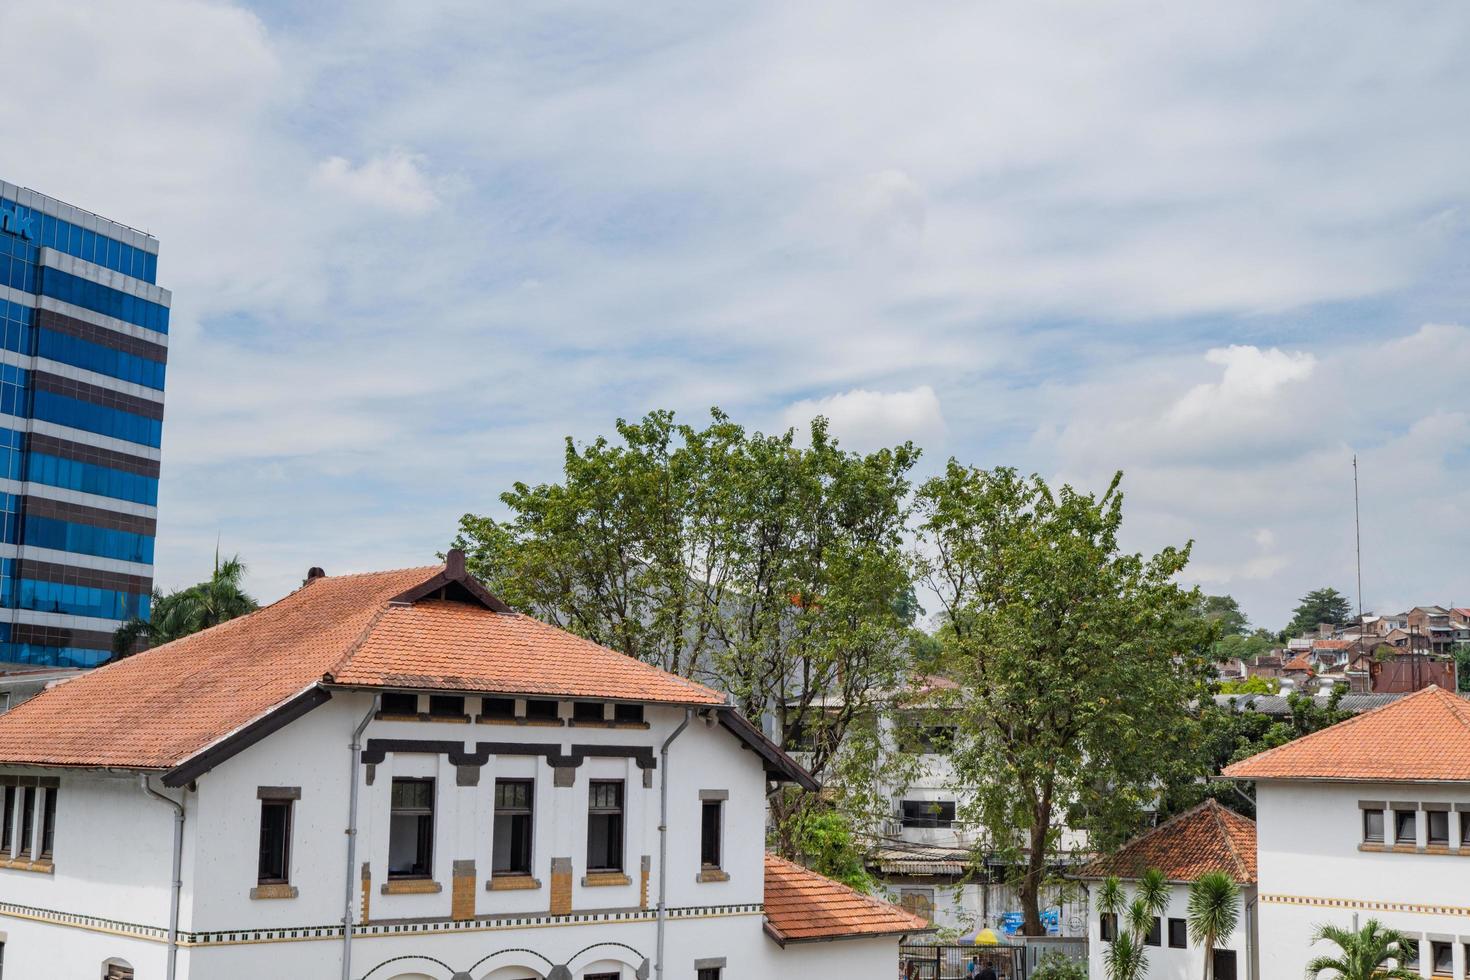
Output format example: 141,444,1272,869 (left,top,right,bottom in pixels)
110,553,258,659
1136,867,1170,936
1126,897,1153,944
1304,920,1420,980
1106,931,1148,980
1098,876,1125,920
1188,871,1241,980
